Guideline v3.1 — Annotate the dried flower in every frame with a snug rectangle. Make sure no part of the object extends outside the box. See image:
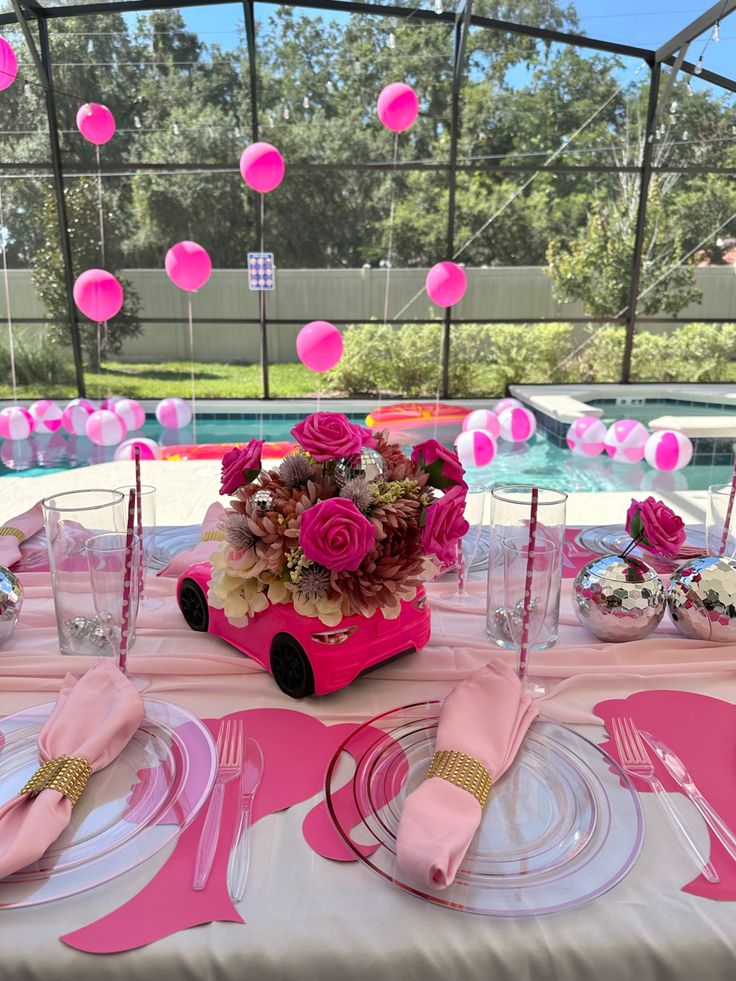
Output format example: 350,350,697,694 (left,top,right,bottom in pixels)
340,477,373,512
279,452,313,488
296,564,331,600
222,512,258,552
